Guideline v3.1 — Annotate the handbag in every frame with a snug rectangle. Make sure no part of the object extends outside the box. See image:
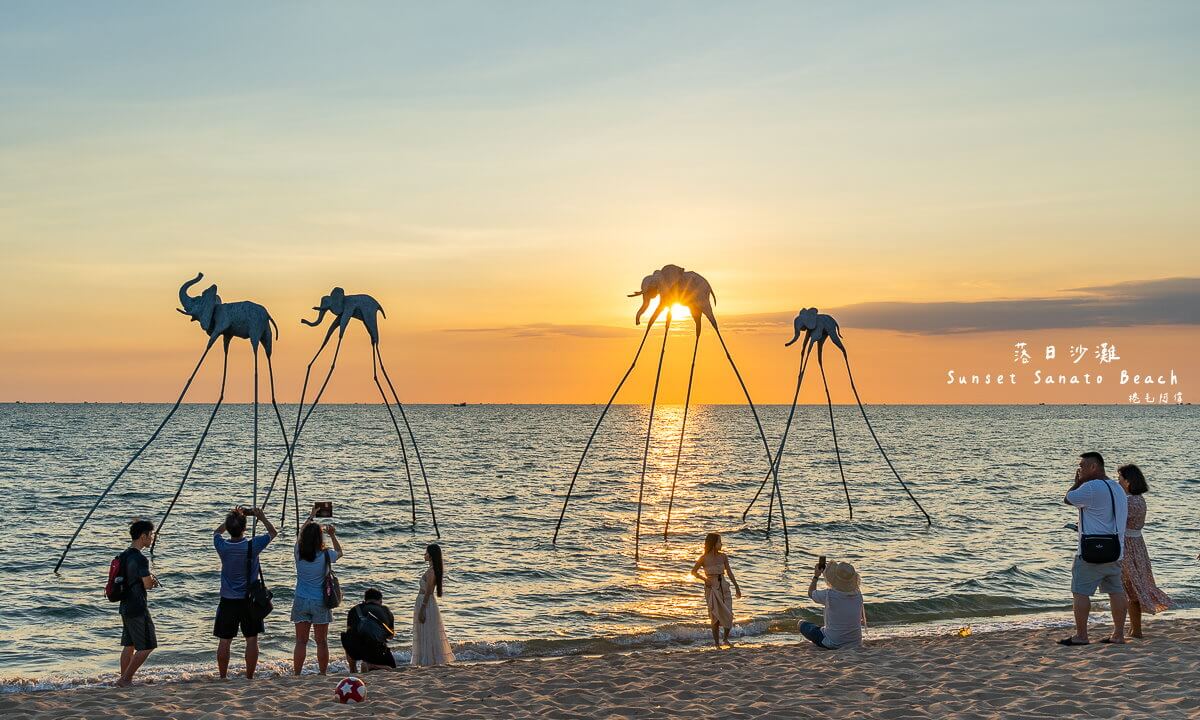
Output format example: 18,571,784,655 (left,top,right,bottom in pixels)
322,550,343,609
1079,480,1121,564
245,541,274,620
